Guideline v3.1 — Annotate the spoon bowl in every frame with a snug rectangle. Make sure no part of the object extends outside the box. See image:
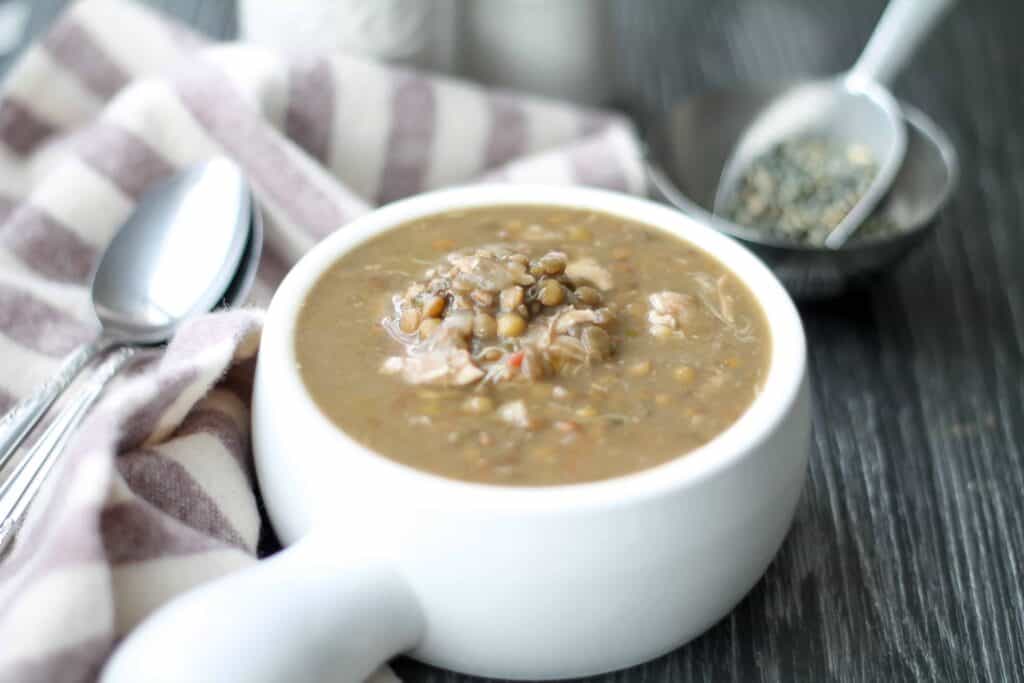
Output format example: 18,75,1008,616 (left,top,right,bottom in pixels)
712,0,954,248
91,157,251,342
712,76,906,249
